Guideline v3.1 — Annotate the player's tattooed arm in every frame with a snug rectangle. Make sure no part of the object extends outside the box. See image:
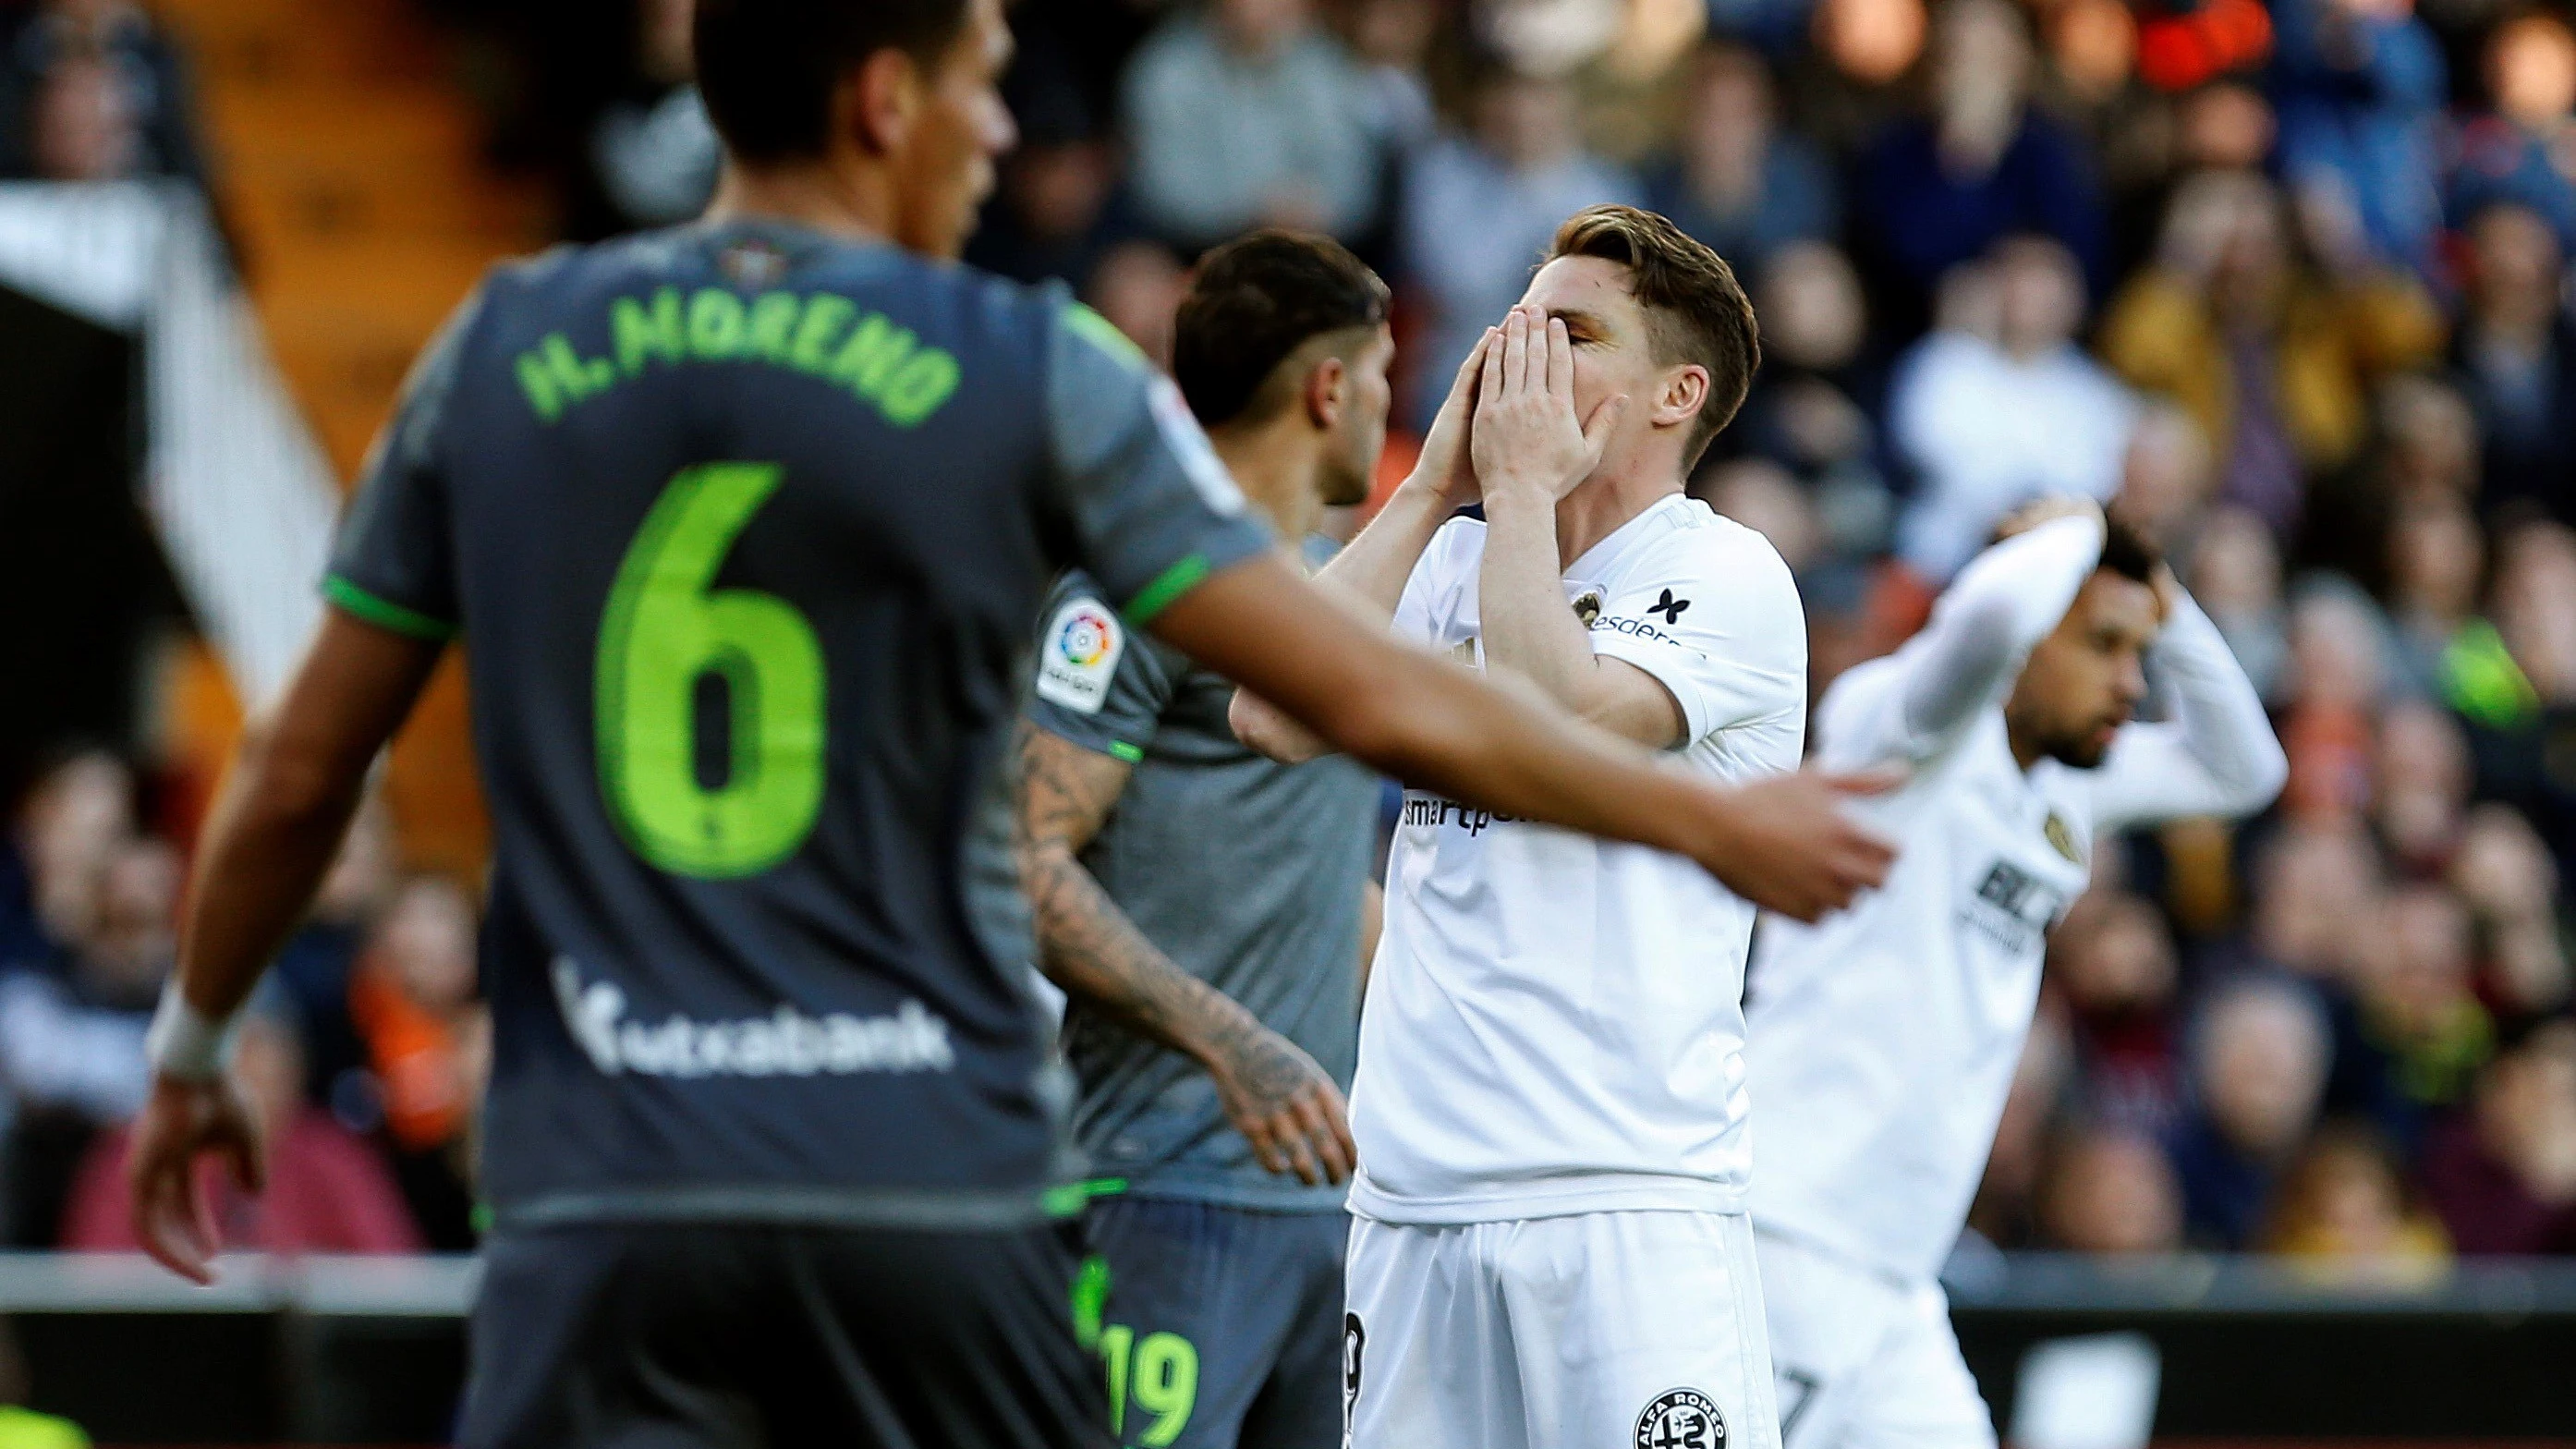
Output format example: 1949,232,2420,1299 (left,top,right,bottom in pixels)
1014,723,1356,1186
